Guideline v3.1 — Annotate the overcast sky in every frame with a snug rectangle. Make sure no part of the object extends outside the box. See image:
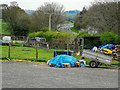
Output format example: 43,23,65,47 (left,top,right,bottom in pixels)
0,0,96,11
